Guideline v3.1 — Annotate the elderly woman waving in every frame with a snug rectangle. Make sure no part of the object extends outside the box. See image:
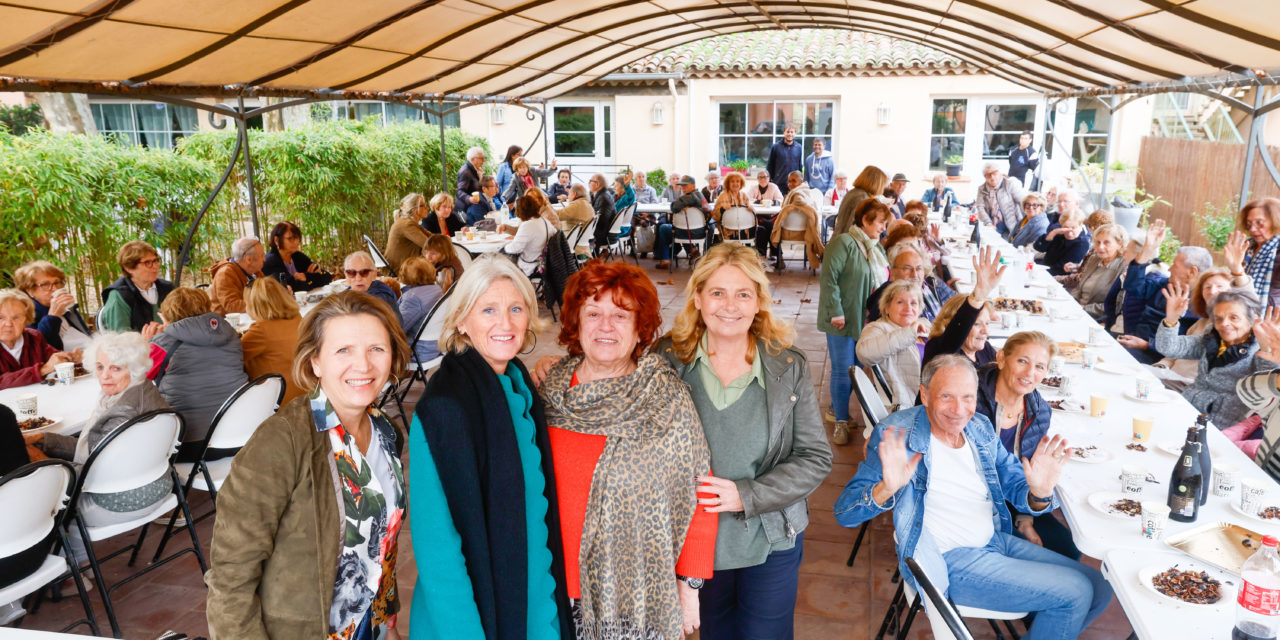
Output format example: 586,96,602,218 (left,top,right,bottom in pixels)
409,254,572,640
541,260,717,638
207,291,410,640
655,243,831,639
